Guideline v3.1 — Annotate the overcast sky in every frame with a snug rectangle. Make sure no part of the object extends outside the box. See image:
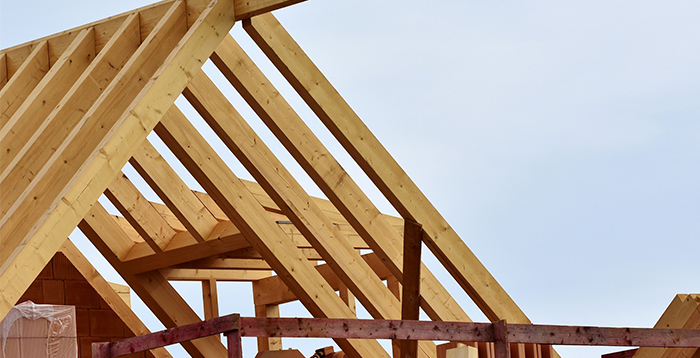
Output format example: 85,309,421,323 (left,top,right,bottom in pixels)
2,1,699,357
